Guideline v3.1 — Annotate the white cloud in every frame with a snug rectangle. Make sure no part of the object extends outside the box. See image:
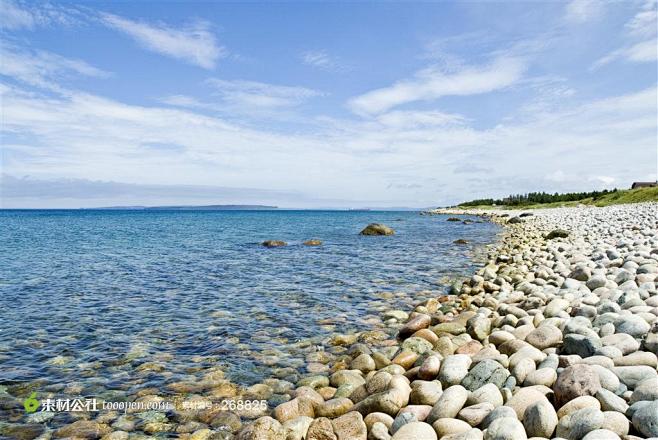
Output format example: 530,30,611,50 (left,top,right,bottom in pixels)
1,81,656,207
592,1,657,69
626,0,658,38
347,57,525,115
564,0,604,23
0,0,82,30
206,78,323,109
626,39,658,62
375,110,465,128
0,41,110,91
160,94,210,109
100,13,225,69
0,0,34,29
301,50,346,71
